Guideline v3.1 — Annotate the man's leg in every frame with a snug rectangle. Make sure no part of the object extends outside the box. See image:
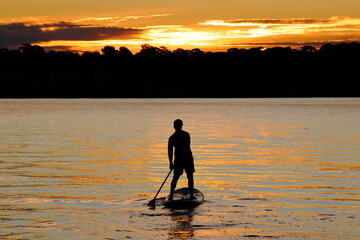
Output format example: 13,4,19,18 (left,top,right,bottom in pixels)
169,172,180,200
186,171,195,198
